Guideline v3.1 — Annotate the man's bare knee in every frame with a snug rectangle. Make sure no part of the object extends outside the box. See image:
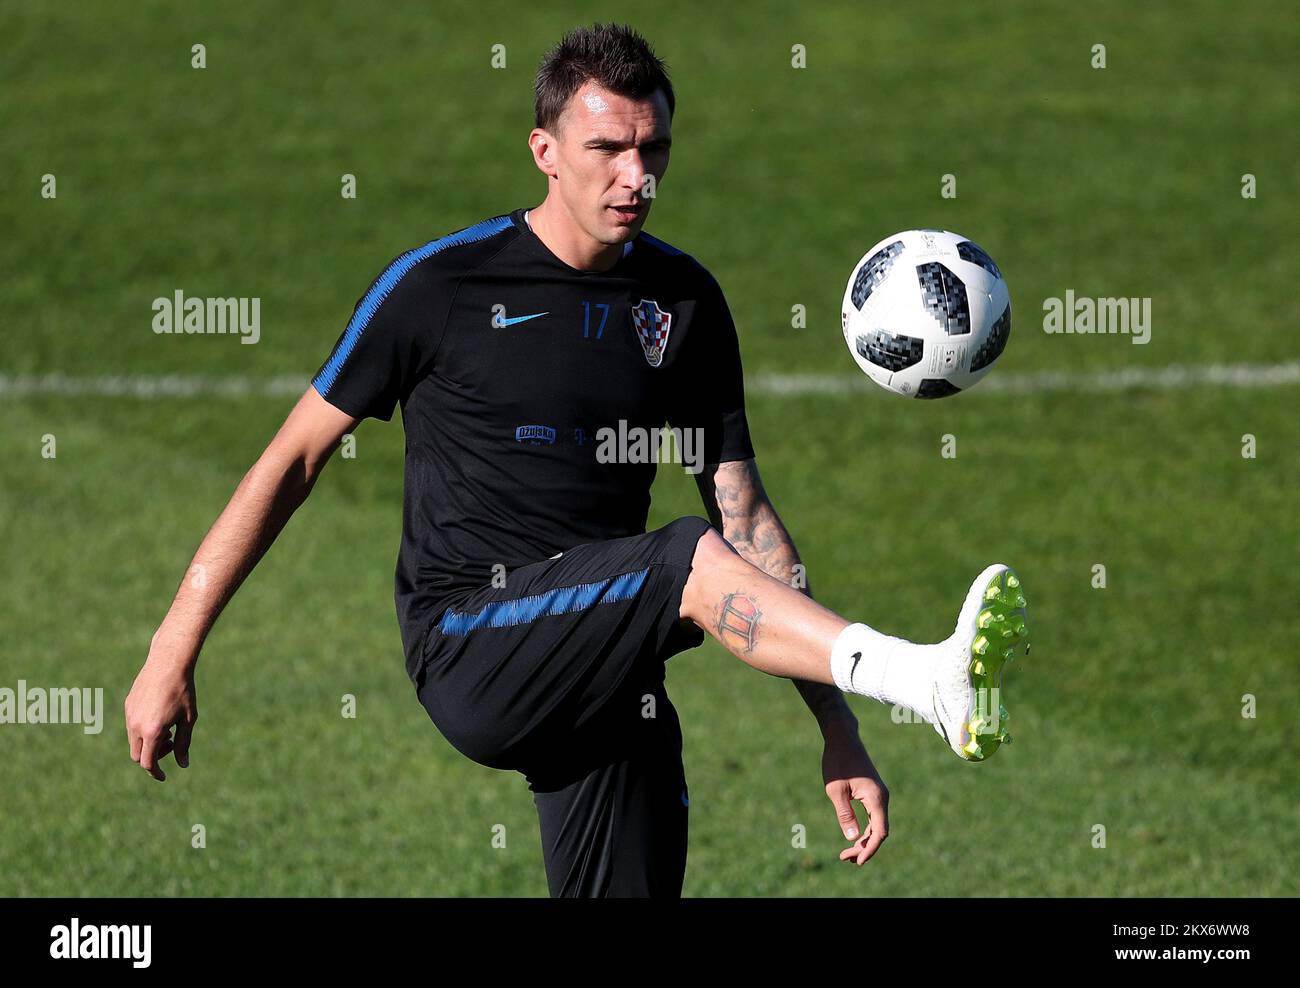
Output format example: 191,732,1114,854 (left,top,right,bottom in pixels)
679,527,741,622
693,526,739,566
